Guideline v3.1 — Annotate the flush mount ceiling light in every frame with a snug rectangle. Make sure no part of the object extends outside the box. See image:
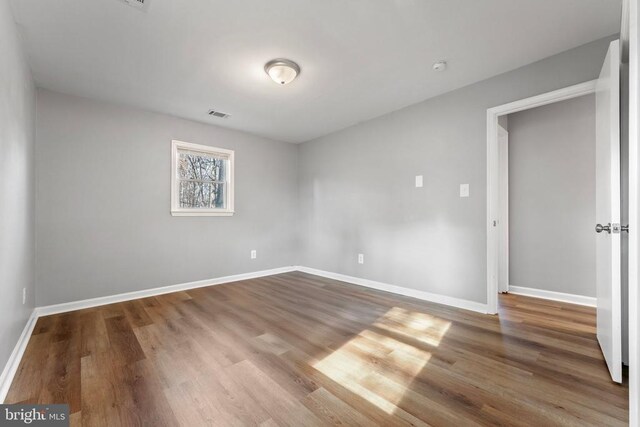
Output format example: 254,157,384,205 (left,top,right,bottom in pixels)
264,59,300,85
